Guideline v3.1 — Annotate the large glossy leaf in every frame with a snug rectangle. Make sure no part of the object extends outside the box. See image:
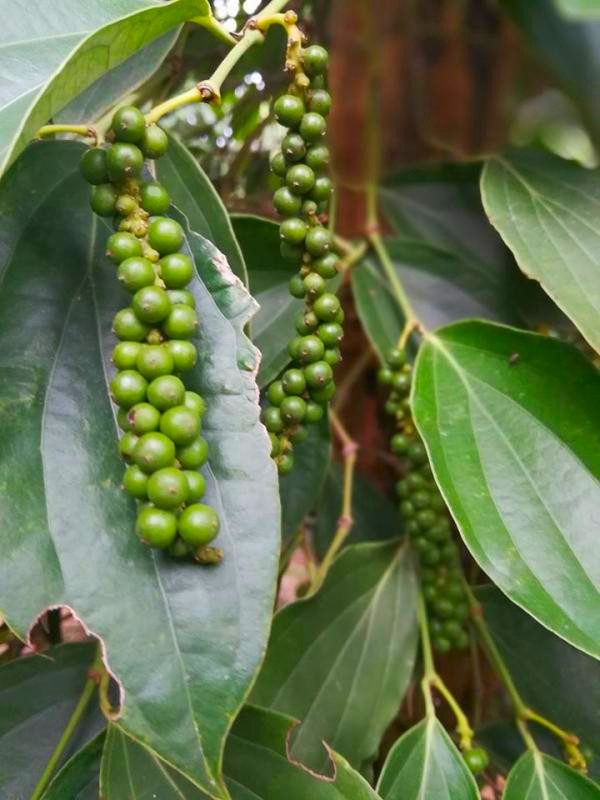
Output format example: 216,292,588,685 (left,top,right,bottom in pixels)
43,733,105,800
99,707,381,799
55,32,179,124
0,141,279,797
0,643,103,798
157,137,247,284
479,587,600,776
0,0,210,176
412,321,600,657
313,465,399,559
231,214,301,387
352,237,520,360
252,541,419,772
481,149,600,352
504,752,600,799
501,0,600,138
376,718,479,800
281,415,331,544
